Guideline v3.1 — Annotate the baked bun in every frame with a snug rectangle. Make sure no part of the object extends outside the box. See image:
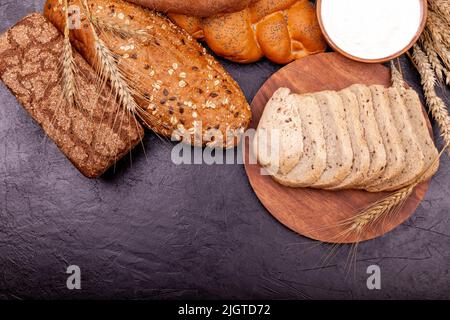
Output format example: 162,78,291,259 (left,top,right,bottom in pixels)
169,0,327,64
126,0,258,17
